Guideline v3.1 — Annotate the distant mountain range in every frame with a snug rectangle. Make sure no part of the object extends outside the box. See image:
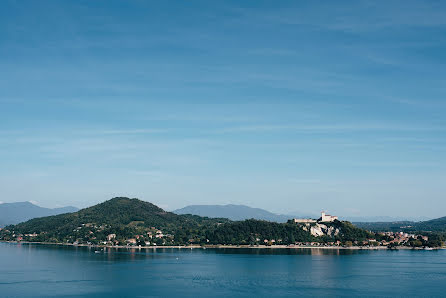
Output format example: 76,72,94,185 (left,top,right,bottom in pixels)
1,197,373,246
345,216,431,222
2,197,443,248
2,200,441,233
173,204,312,222
173,204,429,223
0,202,78,227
